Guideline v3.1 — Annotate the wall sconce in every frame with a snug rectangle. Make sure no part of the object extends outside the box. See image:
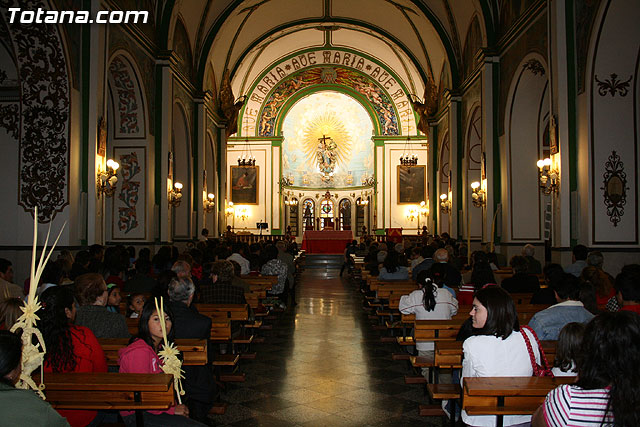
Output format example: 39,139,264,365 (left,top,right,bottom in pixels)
284,198,298,206
406,207,418,222
357,197,369,206
440,193,451,213
204,193,215,212
168,182,183,207
419,200,429,217
471,181,486,208
236,206,249,222
536,157,559,194
97,159,119,197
